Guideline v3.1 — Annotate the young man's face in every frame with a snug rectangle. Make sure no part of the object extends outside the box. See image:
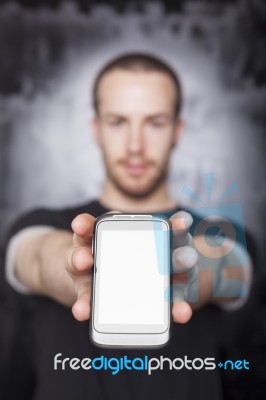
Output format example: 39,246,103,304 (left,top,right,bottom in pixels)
92,69,182,198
